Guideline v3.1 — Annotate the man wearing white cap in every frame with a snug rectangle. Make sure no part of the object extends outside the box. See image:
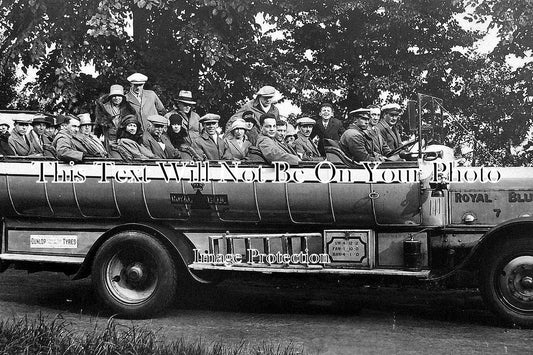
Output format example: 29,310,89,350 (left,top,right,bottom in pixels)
376,103,403,151
8,116,41,157
225,85,280,134
125,72,166,132
0,118,14,155
224,119,251,160
95,84,136,158
294,117,323,161
142,114,181,159
194,114,232,160
339,108,385,162
72,113,109,158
